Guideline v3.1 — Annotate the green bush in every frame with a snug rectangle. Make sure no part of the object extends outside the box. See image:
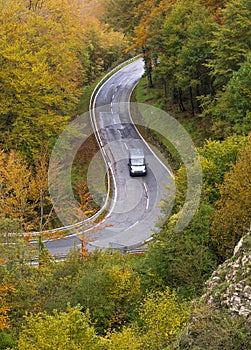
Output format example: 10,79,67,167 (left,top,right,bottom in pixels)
172,303,251,350
0,331,14,350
